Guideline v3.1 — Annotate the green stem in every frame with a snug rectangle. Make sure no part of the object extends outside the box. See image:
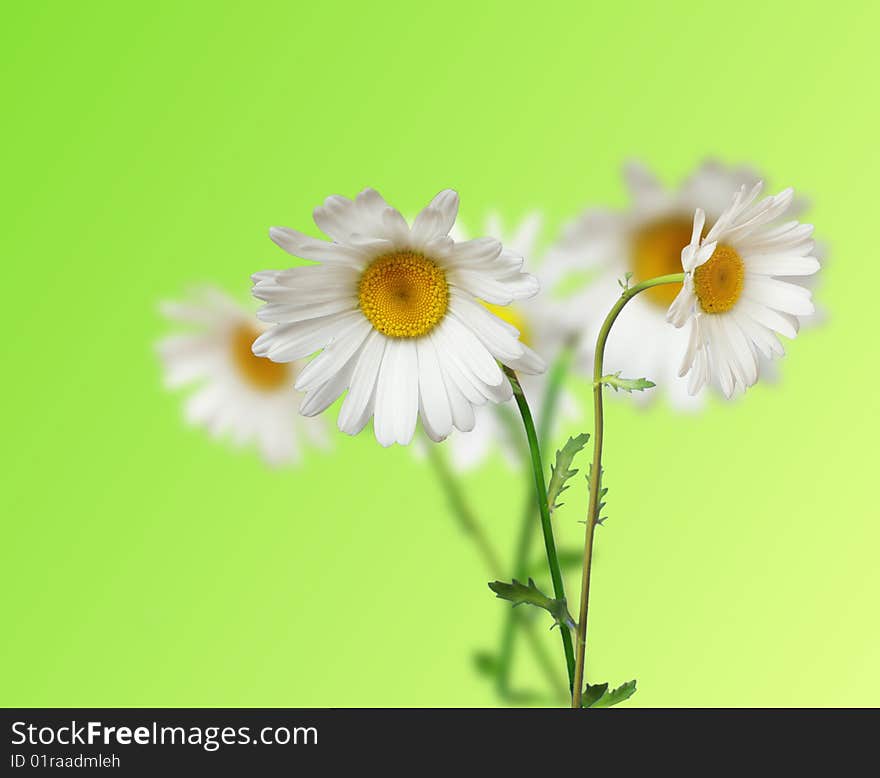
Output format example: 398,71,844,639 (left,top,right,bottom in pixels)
571,272,684,708
496,345,574,699
425,442,567,700
518,613,568,700
426,443,504,575
505,366,576,689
